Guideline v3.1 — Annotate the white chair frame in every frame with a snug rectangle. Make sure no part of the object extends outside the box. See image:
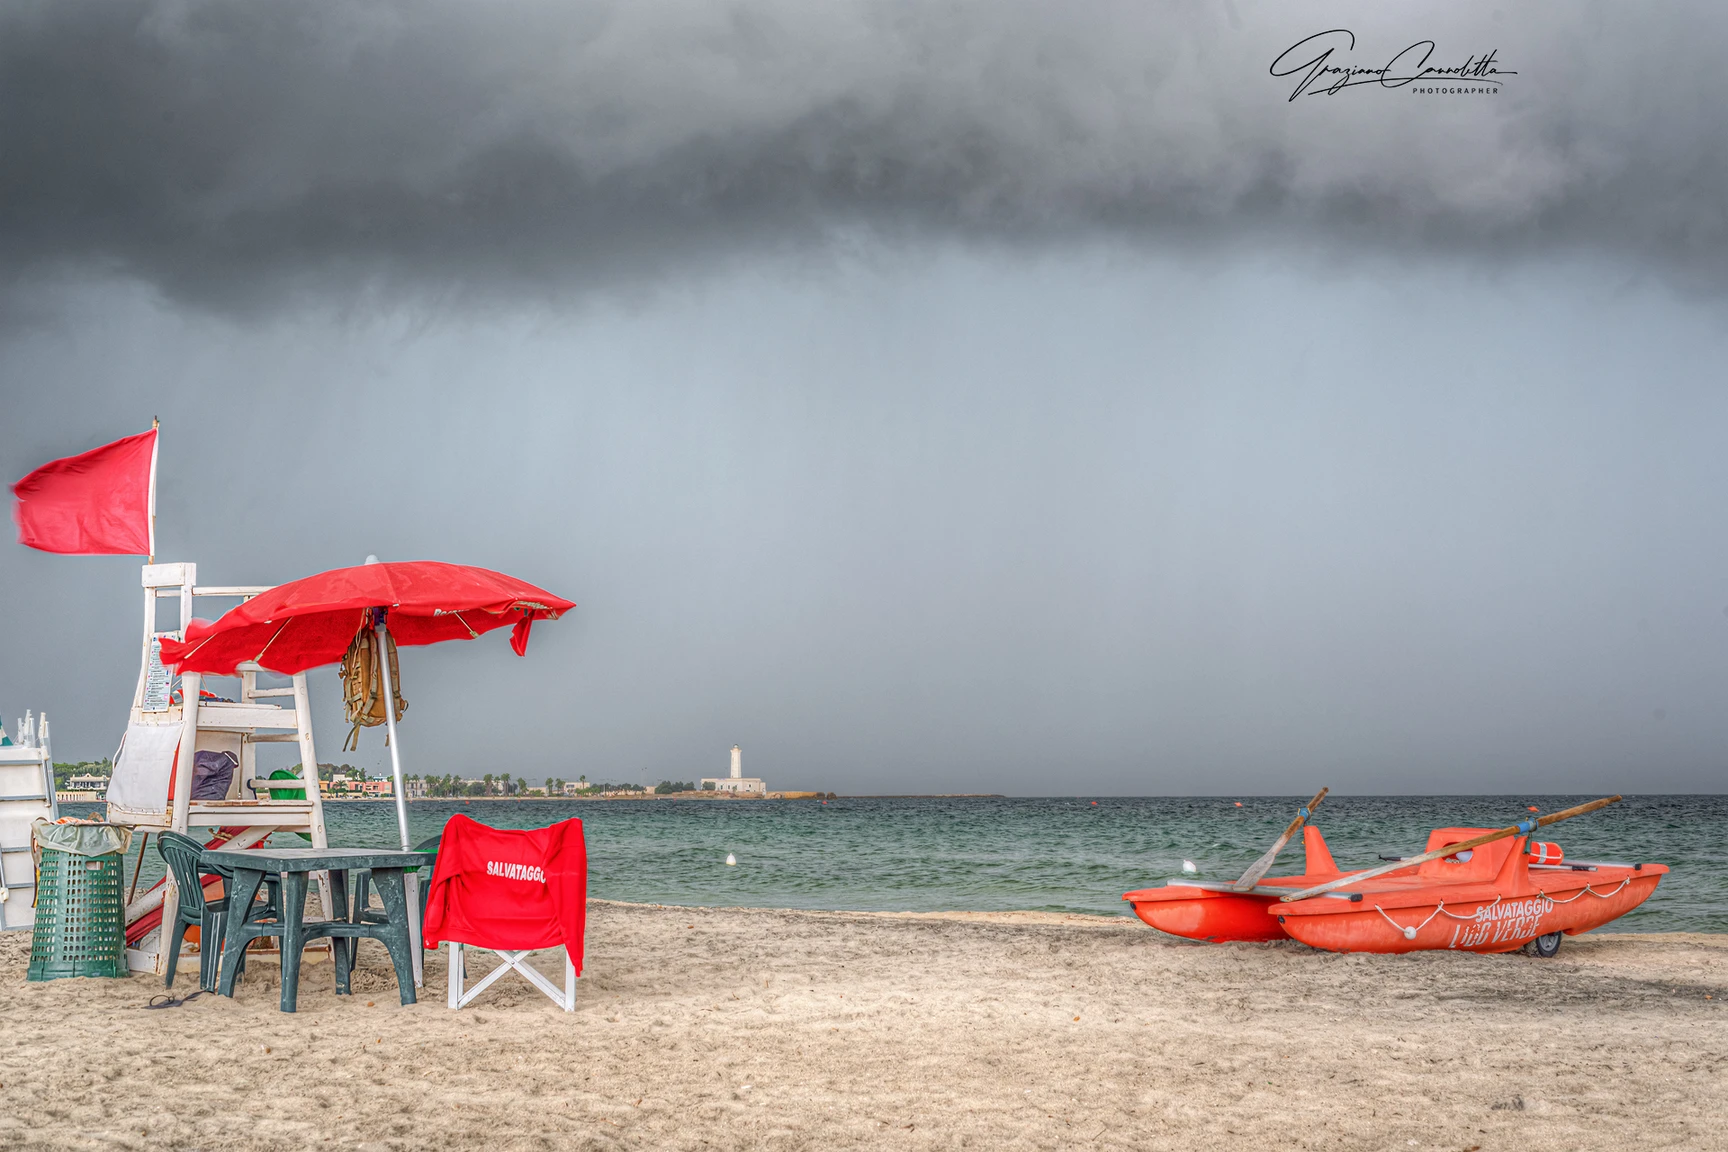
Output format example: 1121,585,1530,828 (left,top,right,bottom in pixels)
446,942,577,1012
